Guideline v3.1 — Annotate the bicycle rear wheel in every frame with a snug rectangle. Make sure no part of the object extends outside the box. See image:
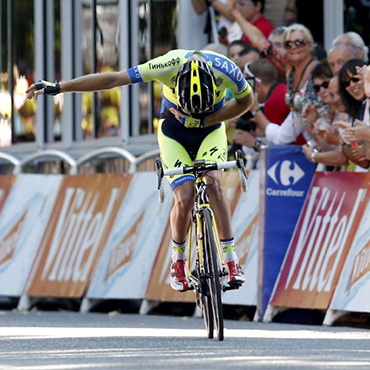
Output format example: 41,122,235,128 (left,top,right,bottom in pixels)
202,208,224,341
